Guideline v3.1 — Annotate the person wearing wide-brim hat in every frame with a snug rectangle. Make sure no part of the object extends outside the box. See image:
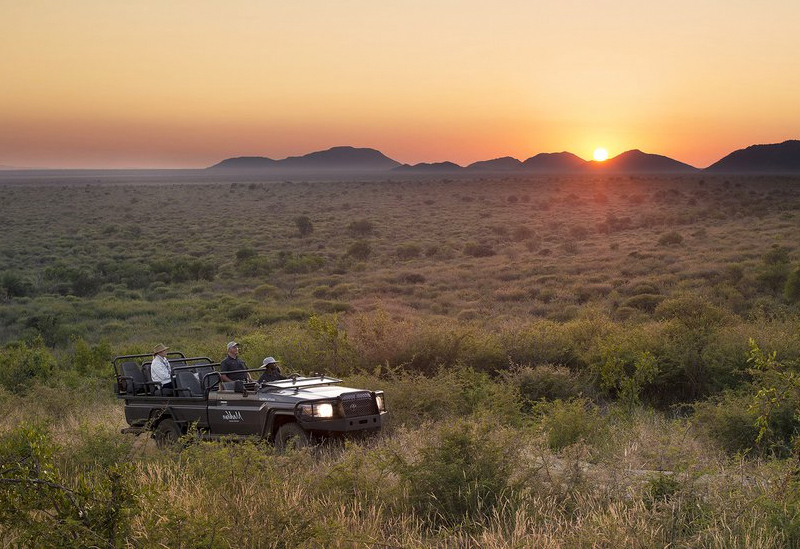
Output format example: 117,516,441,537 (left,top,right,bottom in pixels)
258,356,286,383
150,343,173,390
